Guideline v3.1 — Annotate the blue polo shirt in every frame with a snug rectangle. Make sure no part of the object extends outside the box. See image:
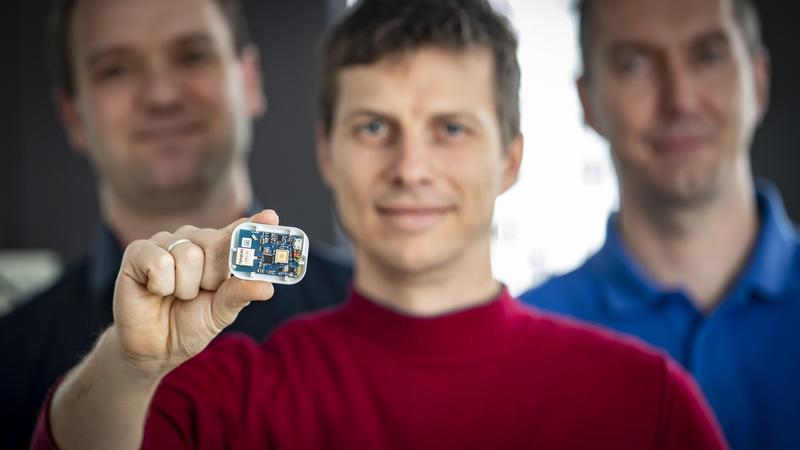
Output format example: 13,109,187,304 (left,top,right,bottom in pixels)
520,181,800,450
